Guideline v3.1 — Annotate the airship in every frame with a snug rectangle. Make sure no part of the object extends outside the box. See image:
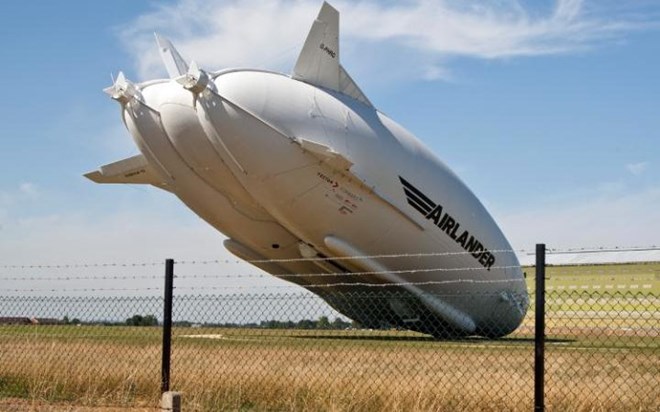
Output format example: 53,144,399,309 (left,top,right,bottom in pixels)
86,2,528,338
